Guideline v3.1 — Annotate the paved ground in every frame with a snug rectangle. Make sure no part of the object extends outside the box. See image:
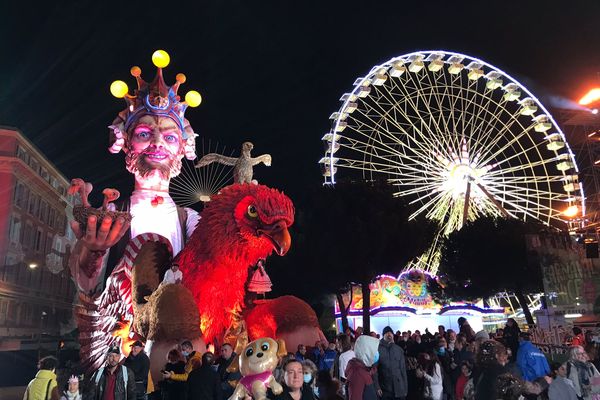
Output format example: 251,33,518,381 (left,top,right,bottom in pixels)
0,386,26,400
